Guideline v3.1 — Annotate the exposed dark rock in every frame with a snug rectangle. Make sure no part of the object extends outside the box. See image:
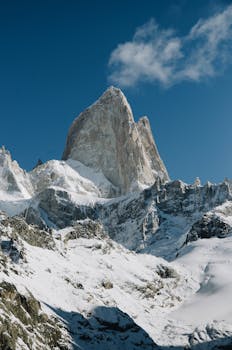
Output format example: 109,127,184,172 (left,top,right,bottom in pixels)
63,220,107,242
38,187,98,228
101,280,113,289
19,180,232,258
156,264,179,279
0,216,55,250
187,214,232,242
0,282,70,350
